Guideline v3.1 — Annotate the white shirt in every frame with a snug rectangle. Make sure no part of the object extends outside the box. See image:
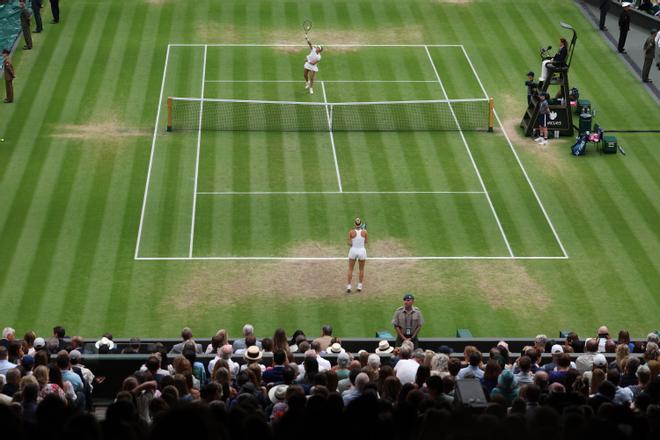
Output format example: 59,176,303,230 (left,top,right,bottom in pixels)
351,228,366,249
394,359,420,384
306,48,321,65
208,357,239,376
